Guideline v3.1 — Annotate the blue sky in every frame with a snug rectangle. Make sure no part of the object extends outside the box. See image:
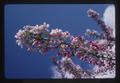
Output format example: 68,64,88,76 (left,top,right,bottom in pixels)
4,4,111,79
